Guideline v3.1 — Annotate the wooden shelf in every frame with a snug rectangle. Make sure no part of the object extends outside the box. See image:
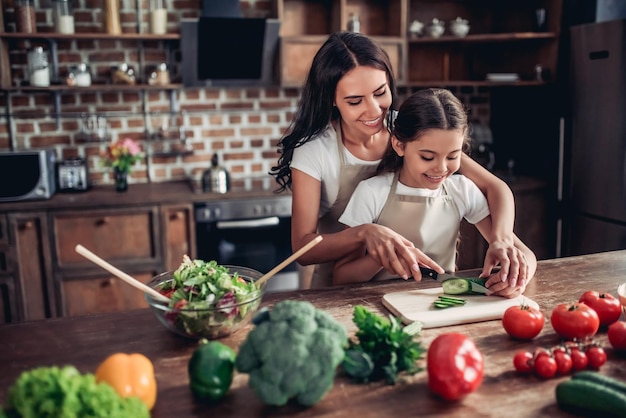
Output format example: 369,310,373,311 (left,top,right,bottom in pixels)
1,84,183,93
408,32,558,44
402,80,551,88
0,32,180,41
